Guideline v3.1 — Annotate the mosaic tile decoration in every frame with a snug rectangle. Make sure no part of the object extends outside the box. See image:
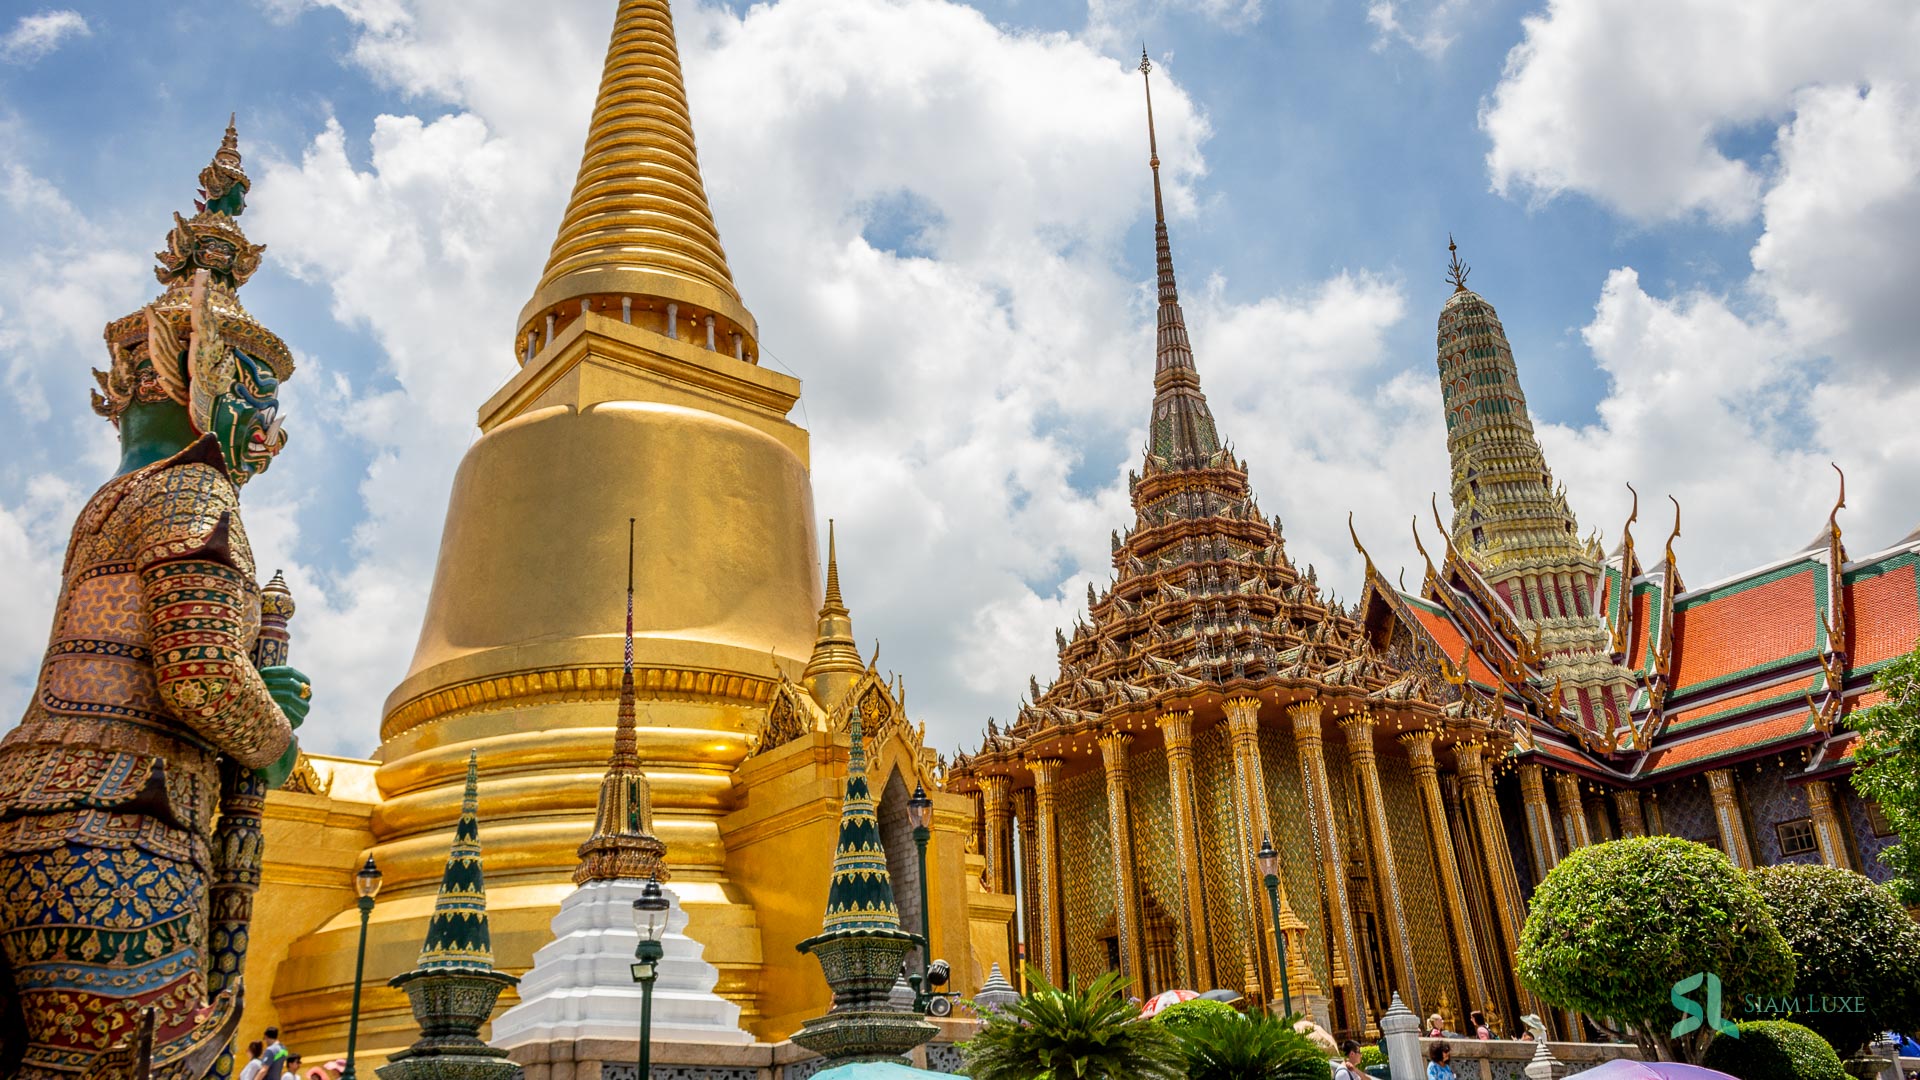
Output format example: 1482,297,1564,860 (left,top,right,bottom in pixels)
1056,764,1112,982
925,1042,969,1074
1195,722,1254,993
1740,762,1816,867
1126,743,1186,989
1256,724,1331,998
1844,786,1897,884
1378,746,1459,1012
